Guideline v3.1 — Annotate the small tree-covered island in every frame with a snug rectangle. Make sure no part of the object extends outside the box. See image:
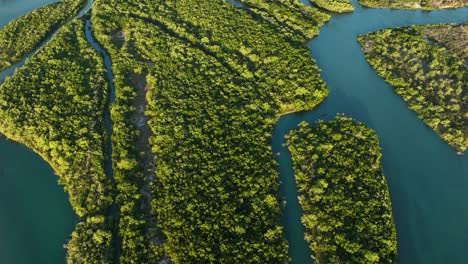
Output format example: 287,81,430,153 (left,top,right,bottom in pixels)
0,0,467,263
286,116,397,263
359,0,467,9
359,24,467,153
